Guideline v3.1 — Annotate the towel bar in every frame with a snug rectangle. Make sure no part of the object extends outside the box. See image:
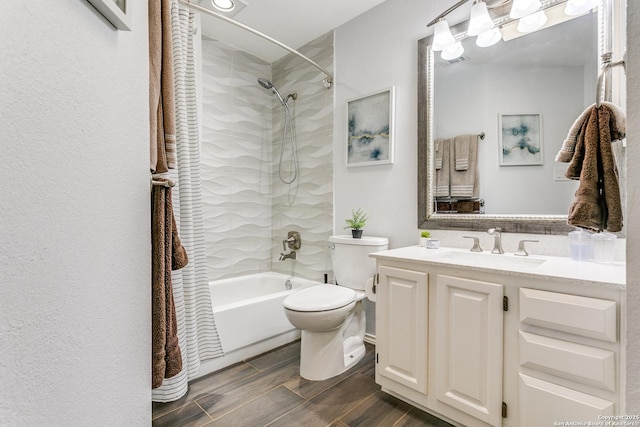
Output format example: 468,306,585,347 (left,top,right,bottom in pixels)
596,52,625,107
151,179,176,188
